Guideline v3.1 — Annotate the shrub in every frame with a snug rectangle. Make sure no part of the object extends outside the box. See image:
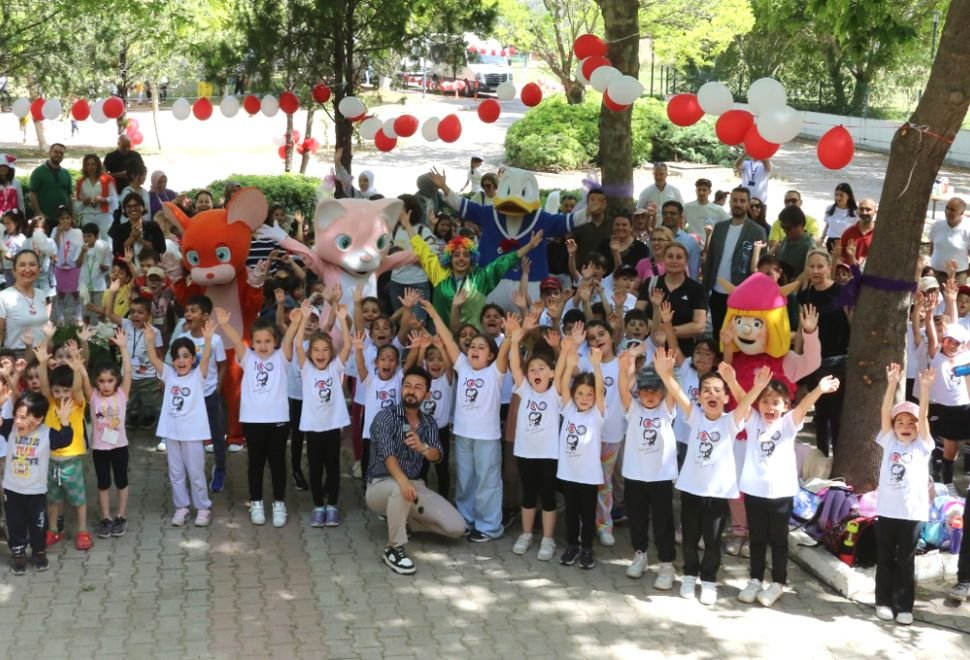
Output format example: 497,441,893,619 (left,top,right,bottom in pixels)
201,174,321,218
506,134,589,172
